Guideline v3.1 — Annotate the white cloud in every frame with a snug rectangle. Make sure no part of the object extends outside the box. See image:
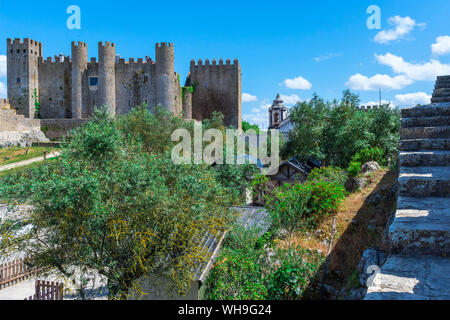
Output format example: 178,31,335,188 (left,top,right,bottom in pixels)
361,100,396,108
375,53,450,81
314,53,342,62
243,112,269,130
346,73,413,91
0,81,6,98
280,94,302,105
374,16,424,44
0,55,6,78
348,52,450,91
395,92,431,106
242,93,258,103
432,35,450,56
284,76,312,90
